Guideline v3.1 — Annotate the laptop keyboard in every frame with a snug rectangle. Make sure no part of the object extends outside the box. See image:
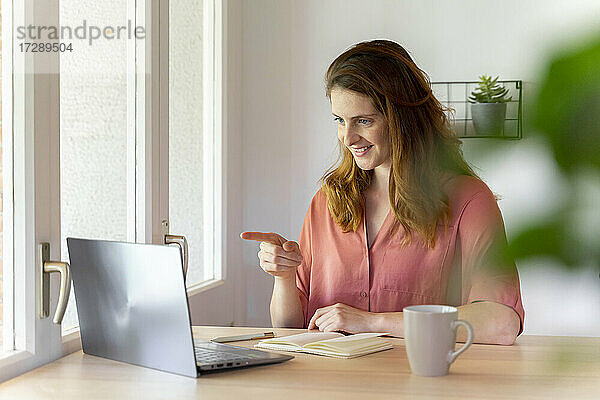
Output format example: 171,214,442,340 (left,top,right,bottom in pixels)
194,347,251,364
193,341,270,369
